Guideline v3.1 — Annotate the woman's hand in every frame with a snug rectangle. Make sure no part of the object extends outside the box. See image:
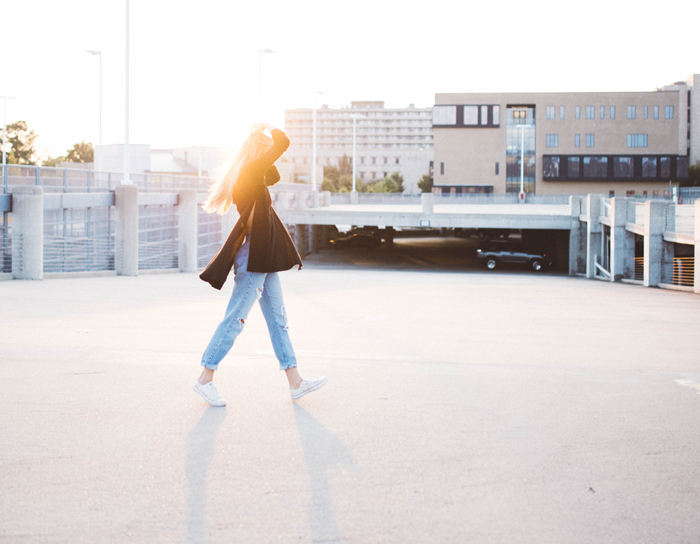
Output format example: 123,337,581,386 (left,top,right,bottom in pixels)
252,122,274,133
